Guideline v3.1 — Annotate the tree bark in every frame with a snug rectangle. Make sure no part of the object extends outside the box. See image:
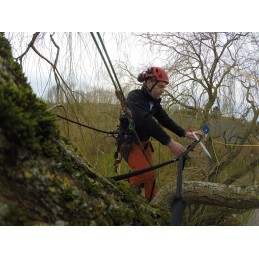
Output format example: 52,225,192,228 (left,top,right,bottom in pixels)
152,180,259,210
